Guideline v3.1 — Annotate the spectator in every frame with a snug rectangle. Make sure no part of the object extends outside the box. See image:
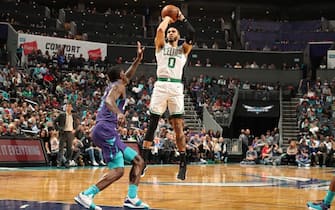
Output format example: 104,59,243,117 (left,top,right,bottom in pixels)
284,139,298,165
309,137,319,166
219,137,228,163
195,60,202,67
239,129,248,158
260,142,273,164
71,137,84,166
250,61,259,69
317,142,327,167
269,144,283,166
205,58,212,67
16,44,23,66
54,102,79,168
233,62,242,69
240,146,258,165
161,131,177,164
49,129,60,166
296,146,311,167
213,137,222,161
